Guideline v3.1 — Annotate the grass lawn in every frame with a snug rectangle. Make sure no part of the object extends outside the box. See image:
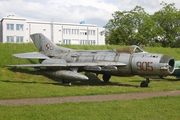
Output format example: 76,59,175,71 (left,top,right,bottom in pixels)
0,43,180,120
0,67,180,99
0,43,180,99
0,96,180,120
